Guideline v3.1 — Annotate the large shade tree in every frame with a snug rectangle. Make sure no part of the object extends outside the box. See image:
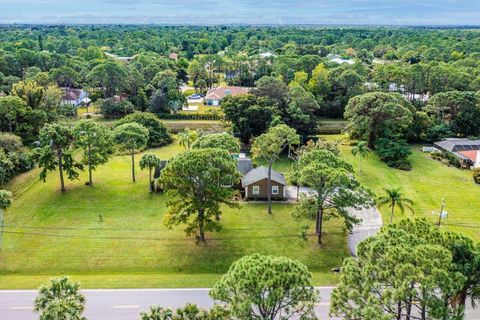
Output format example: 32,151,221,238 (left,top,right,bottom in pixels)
210,254,318,320
192,132,240,154
88,61,128,98
0,95,27,133
160,148,240,242
345,92,414,148
74,121,113,187
35,123,82,192
34,276,86,320
293,149,373,244
113,123,149,183
251,124,299,214
221,94,275,144
330,220,472,320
